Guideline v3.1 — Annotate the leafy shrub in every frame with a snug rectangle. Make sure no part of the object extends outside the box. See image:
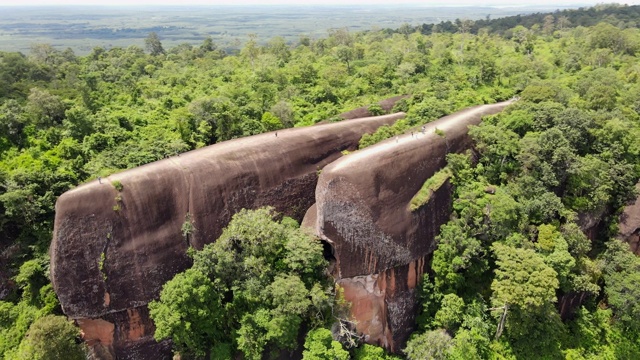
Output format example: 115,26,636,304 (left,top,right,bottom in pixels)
111,180,123,191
